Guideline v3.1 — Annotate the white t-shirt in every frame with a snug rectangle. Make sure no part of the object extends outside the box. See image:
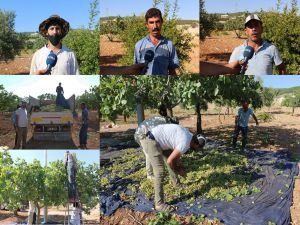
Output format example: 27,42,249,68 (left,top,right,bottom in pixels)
151,124,192,154
30,45,80,75
16,108,28,127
